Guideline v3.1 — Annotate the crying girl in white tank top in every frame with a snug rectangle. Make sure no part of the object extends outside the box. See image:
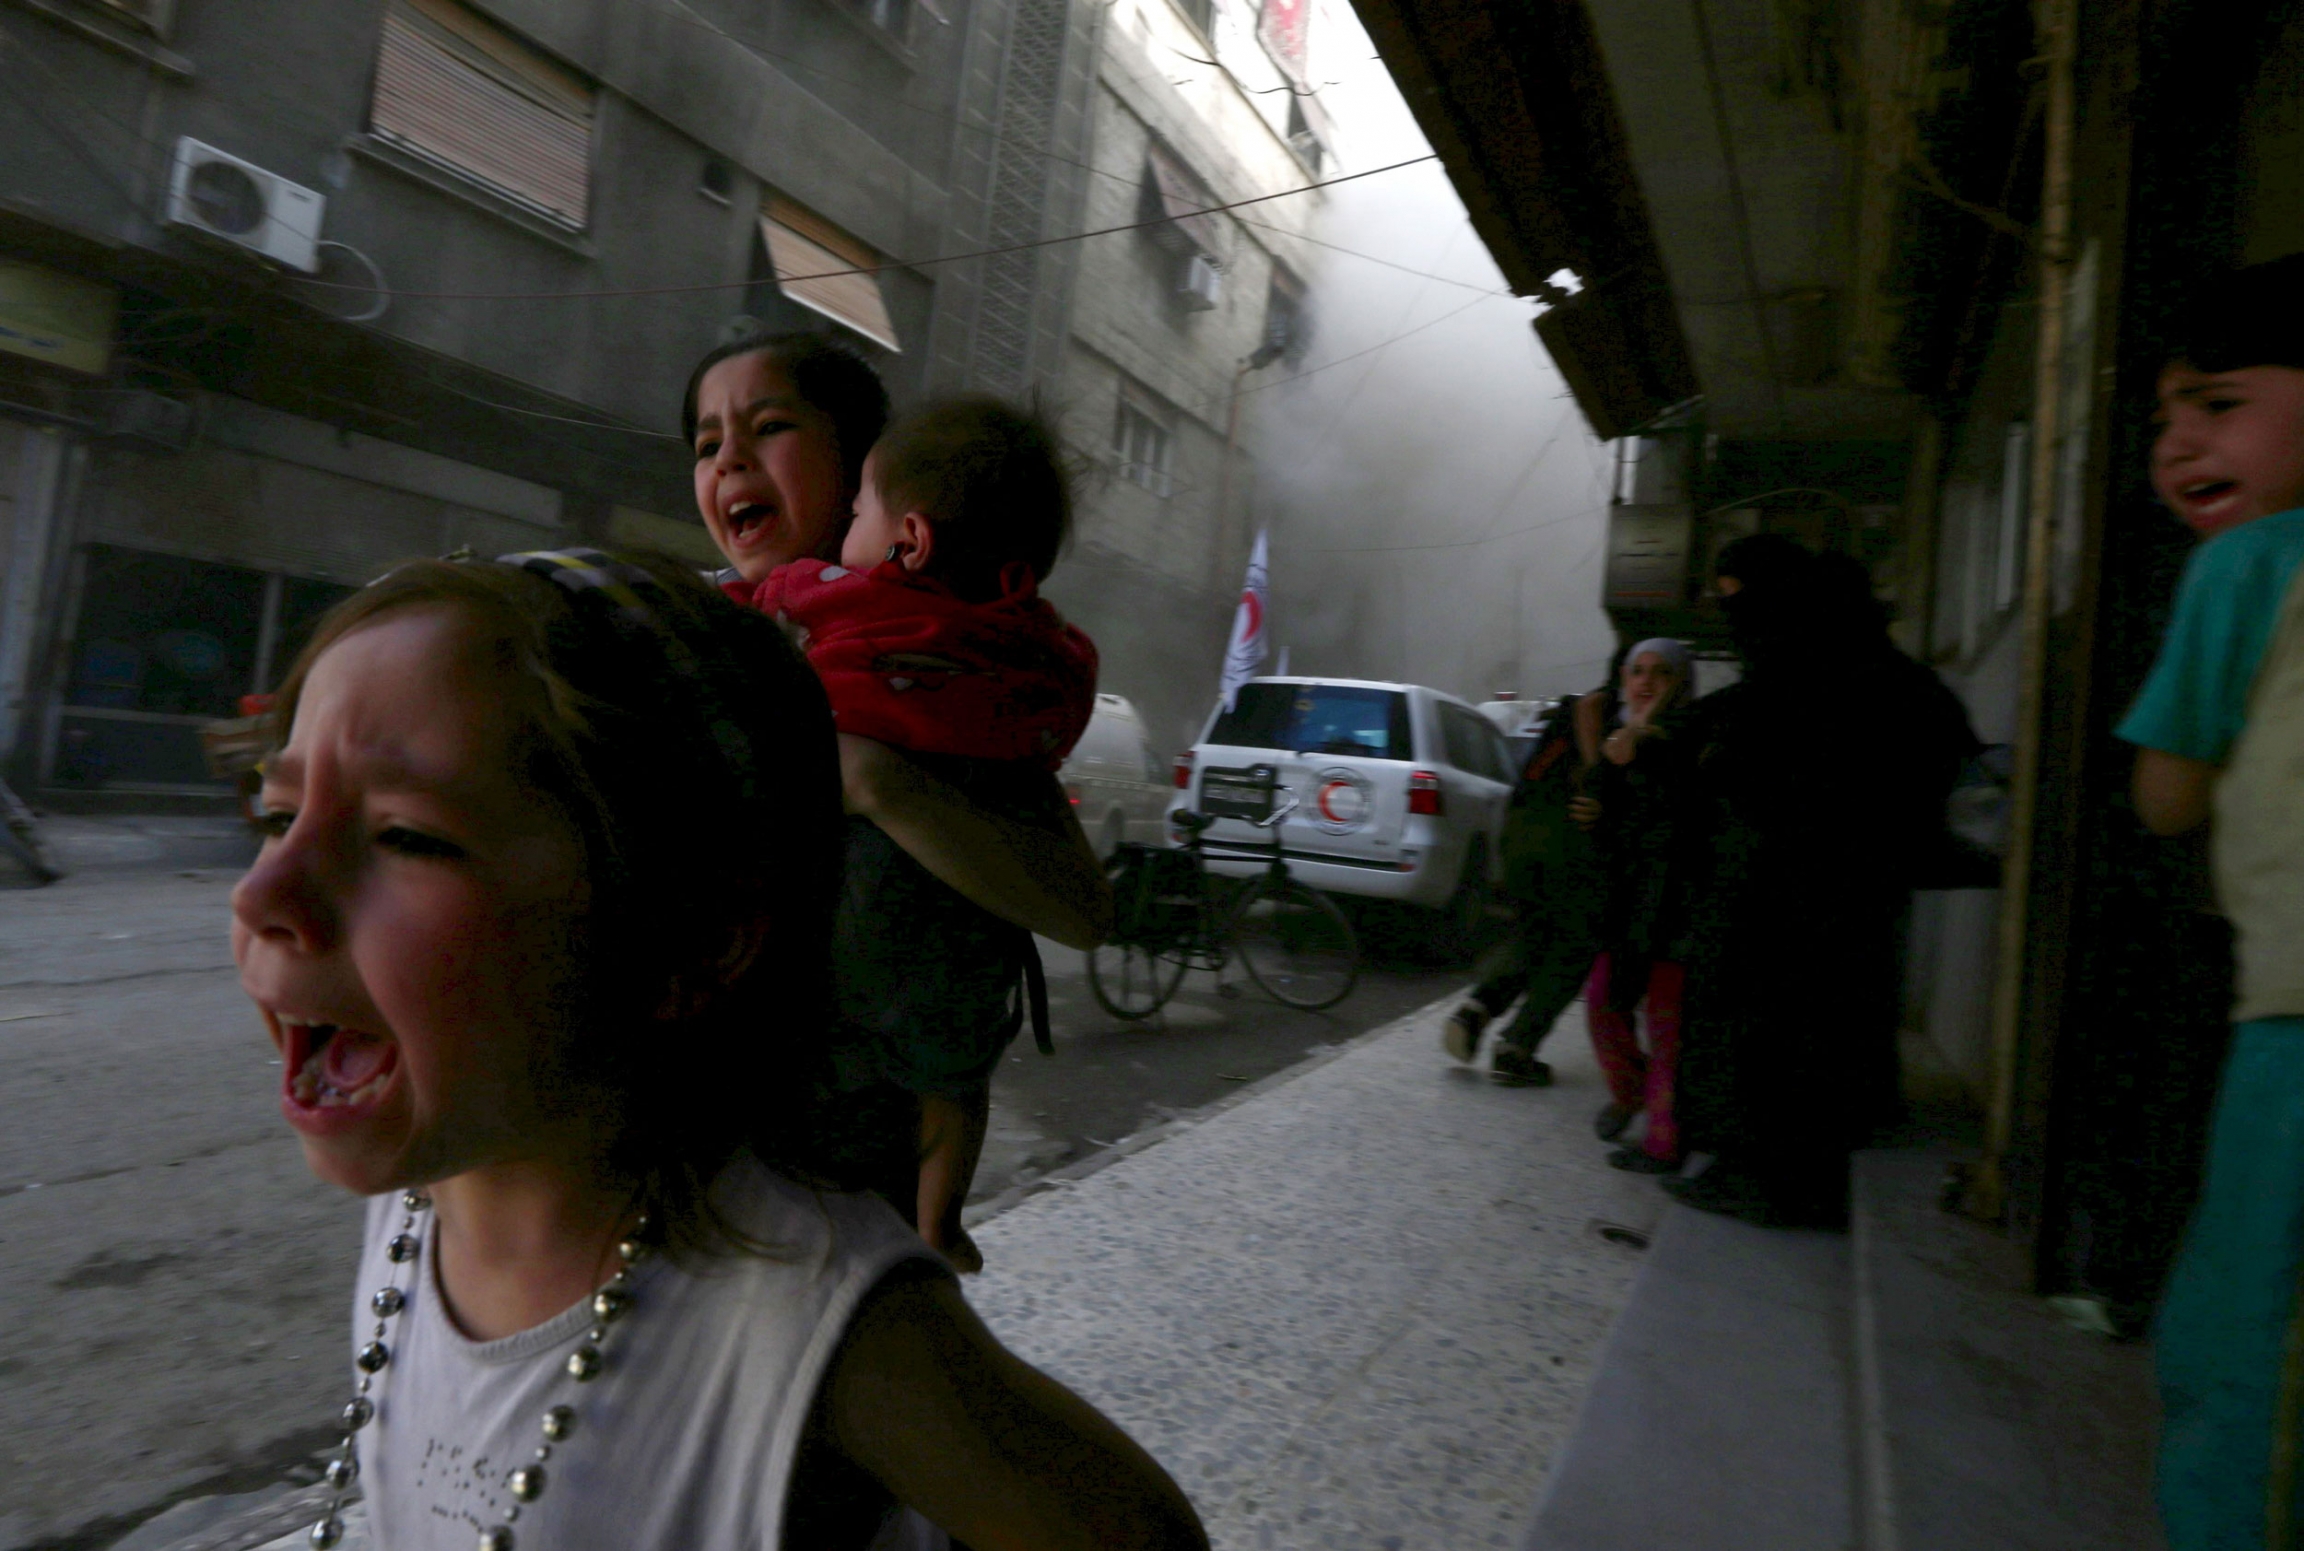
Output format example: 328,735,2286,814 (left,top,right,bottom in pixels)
231,548,1205,1551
